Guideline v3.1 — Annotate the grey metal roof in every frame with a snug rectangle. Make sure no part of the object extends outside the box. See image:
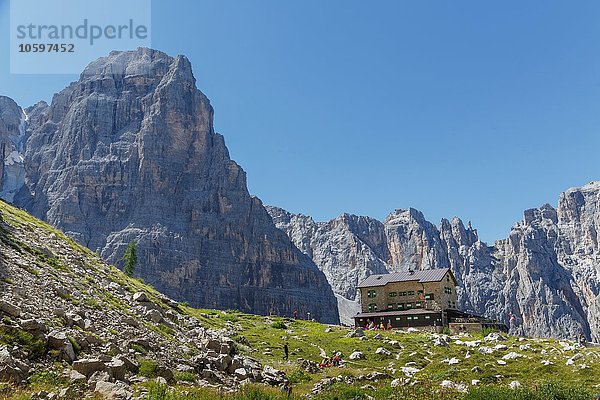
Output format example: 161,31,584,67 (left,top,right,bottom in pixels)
354,309,440,319
357,268,451,288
